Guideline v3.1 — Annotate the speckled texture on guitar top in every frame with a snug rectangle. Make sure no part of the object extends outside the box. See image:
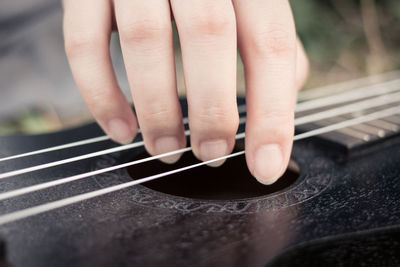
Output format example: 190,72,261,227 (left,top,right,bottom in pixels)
0,98,399,267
